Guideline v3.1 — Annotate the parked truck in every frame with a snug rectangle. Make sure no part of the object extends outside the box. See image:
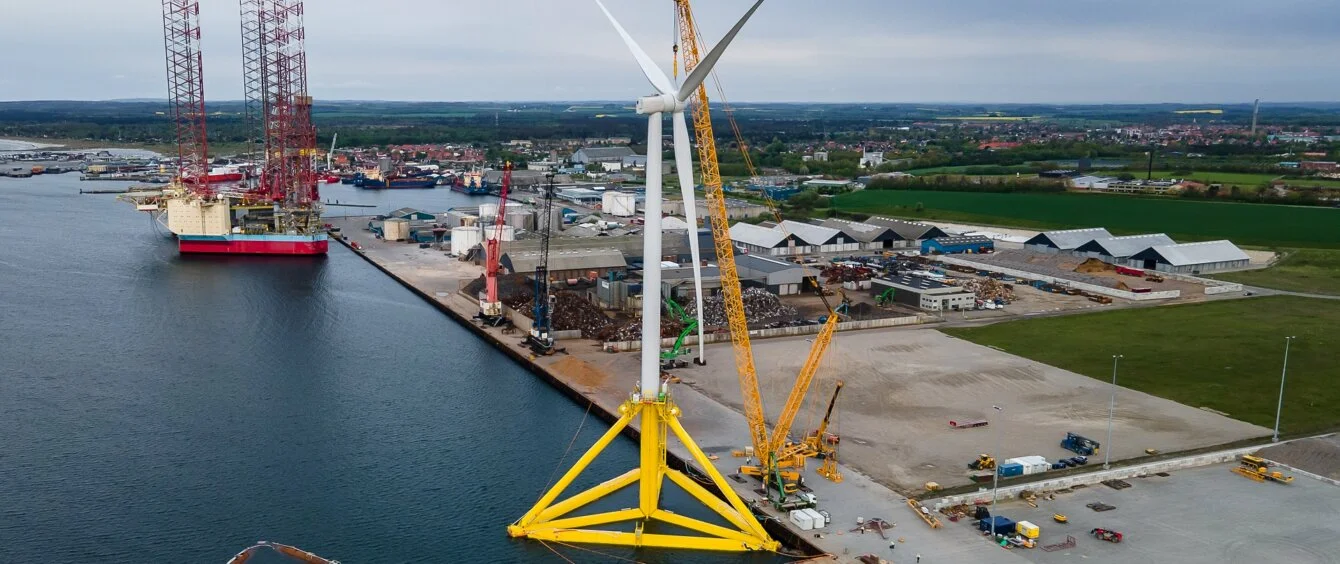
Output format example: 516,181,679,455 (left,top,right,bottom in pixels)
1061,432,1100,456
